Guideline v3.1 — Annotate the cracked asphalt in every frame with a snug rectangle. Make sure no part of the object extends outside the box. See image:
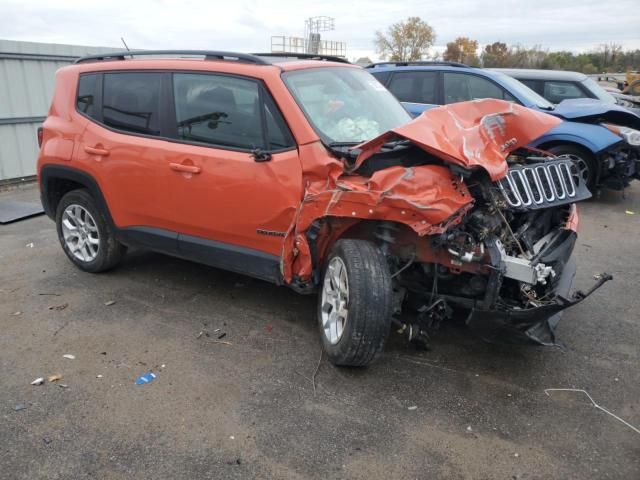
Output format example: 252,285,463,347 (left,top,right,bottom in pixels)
1,183,638,479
